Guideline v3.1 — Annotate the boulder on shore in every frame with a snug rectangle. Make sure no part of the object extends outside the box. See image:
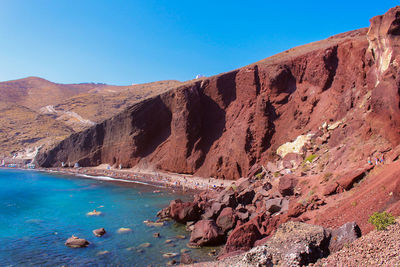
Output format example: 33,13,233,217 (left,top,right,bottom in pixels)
278,175,298,196
328,222,361,253
241,221,331,266
189,220,224,247
216,207,237,233
65,236,90,248
169,199,201,223
265,197,289,215
223,220,262,255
